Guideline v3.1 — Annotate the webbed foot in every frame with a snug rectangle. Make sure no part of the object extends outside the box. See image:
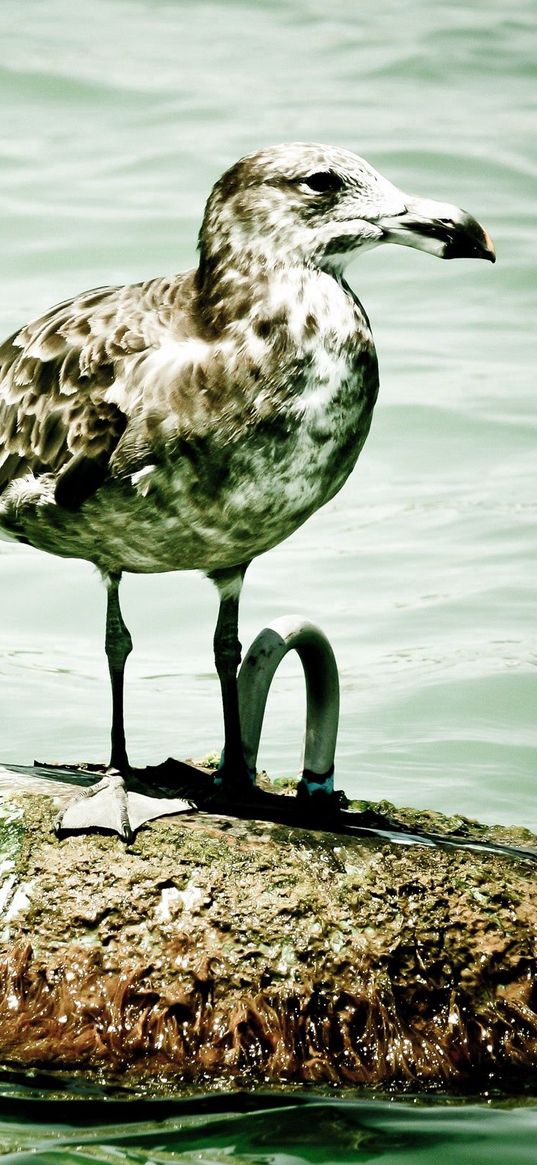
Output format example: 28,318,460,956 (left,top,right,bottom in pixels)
55,769,195,843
